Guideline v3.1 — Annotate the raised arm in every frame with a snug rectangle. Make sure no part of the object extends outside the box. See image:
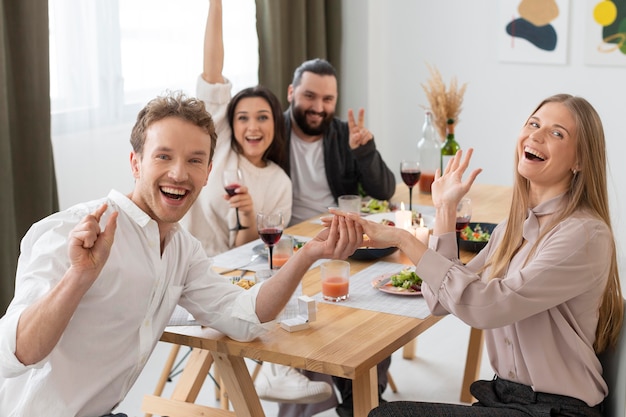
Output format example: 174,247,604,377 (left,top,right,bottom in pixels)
202,0,225,84
14,204,118,365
